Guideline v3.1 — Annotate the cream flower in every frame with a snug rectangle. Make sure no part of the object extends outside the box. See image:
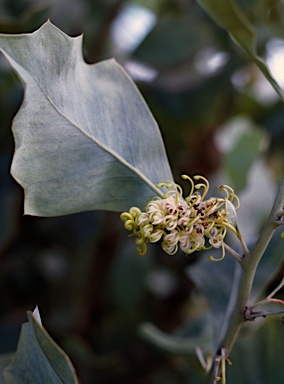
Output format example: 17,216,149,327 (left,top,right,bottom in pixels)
120,175,240,258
